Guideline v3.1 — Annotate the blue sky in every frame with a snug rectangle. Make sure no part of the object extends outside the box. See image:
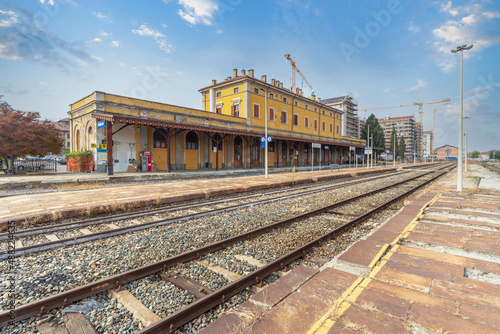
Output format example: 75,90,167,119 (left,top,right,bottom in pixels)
1,0,499,152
